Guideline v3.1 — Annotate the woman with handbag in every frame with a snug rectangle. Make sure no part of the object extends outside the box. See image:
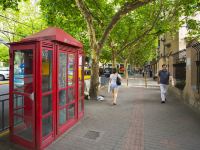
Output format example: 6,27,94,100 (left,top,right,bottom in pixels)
109,68,122,105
